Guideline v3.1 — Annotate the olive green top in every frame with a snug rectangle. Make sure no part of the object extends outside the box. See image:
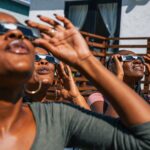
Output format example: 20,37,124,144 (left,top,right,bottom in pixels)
29,102,150,150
